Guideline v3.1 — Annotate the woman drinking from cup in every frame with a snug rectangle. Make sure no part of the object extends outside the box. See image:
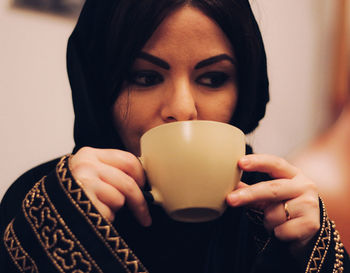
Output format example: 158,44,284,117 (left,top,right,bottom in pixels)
1,0,348,272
